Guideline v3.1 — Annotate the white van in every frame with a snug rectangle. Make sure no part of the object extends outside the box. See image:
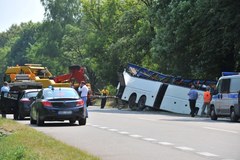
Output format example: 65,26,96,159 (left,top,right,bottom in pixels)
210,75,240,122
